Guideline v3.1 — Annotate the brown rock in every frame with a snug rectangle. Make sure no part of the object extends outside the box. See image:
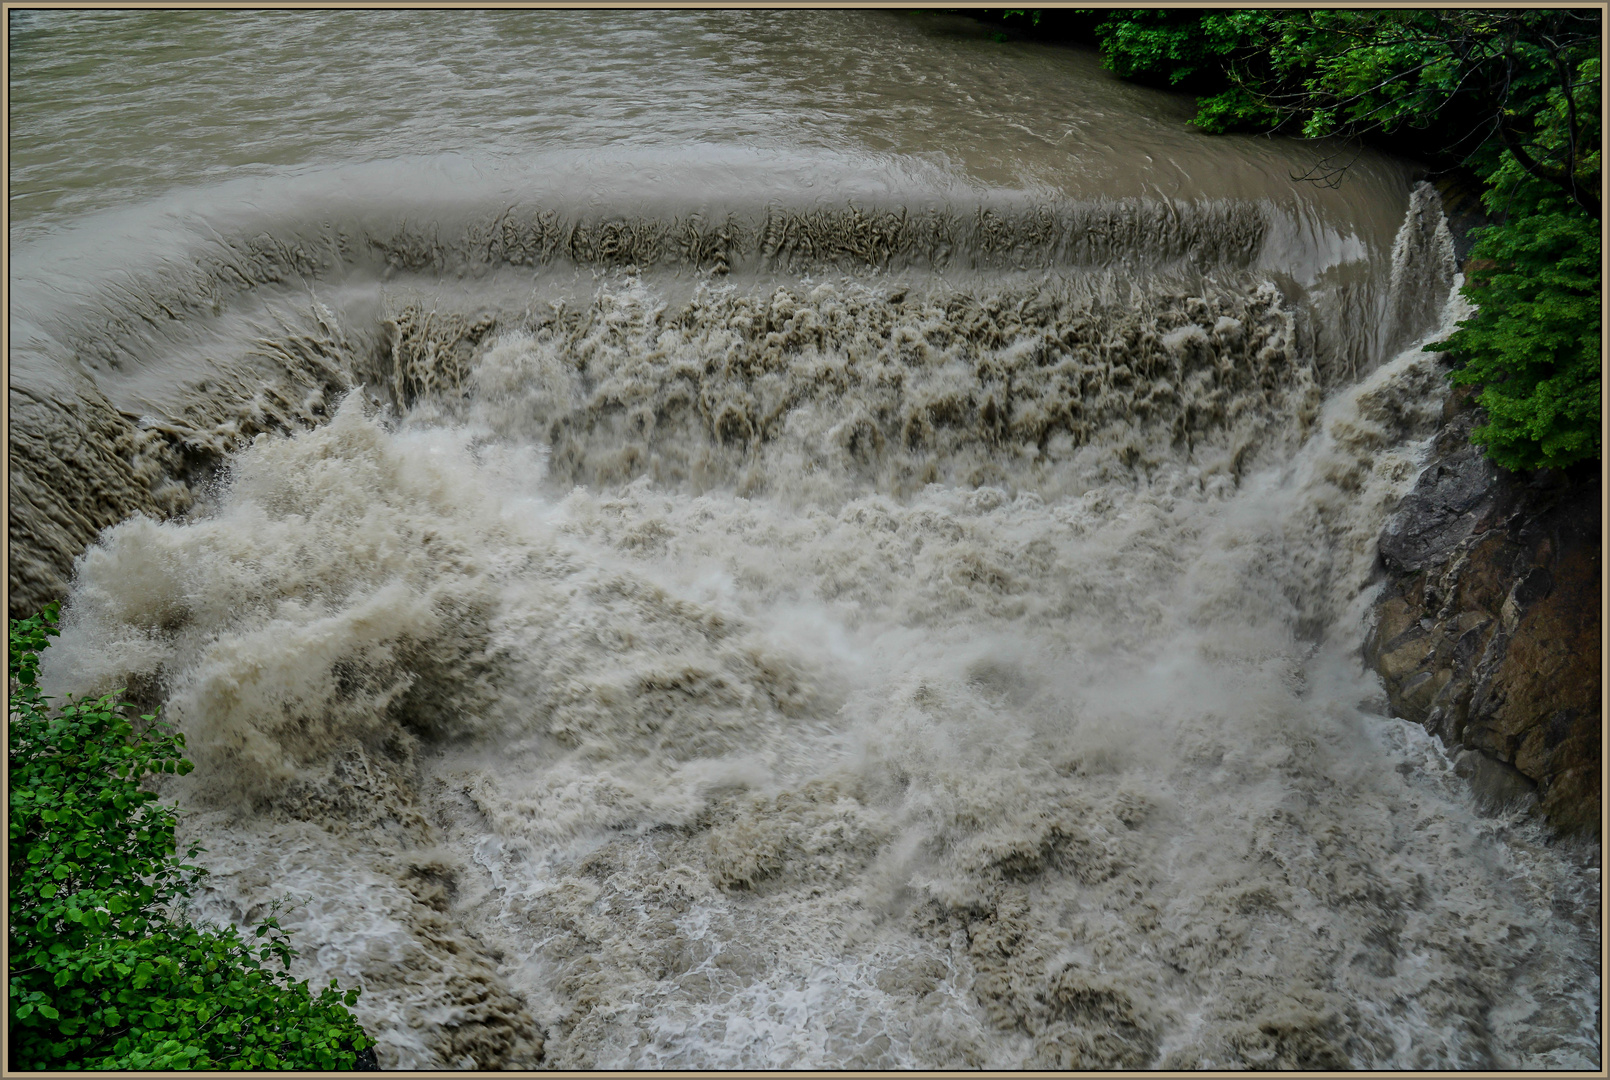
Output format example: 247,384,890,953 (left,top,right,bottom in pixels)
1377,631,1432,683
1367,399,1601,837
1481,540,1601,833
